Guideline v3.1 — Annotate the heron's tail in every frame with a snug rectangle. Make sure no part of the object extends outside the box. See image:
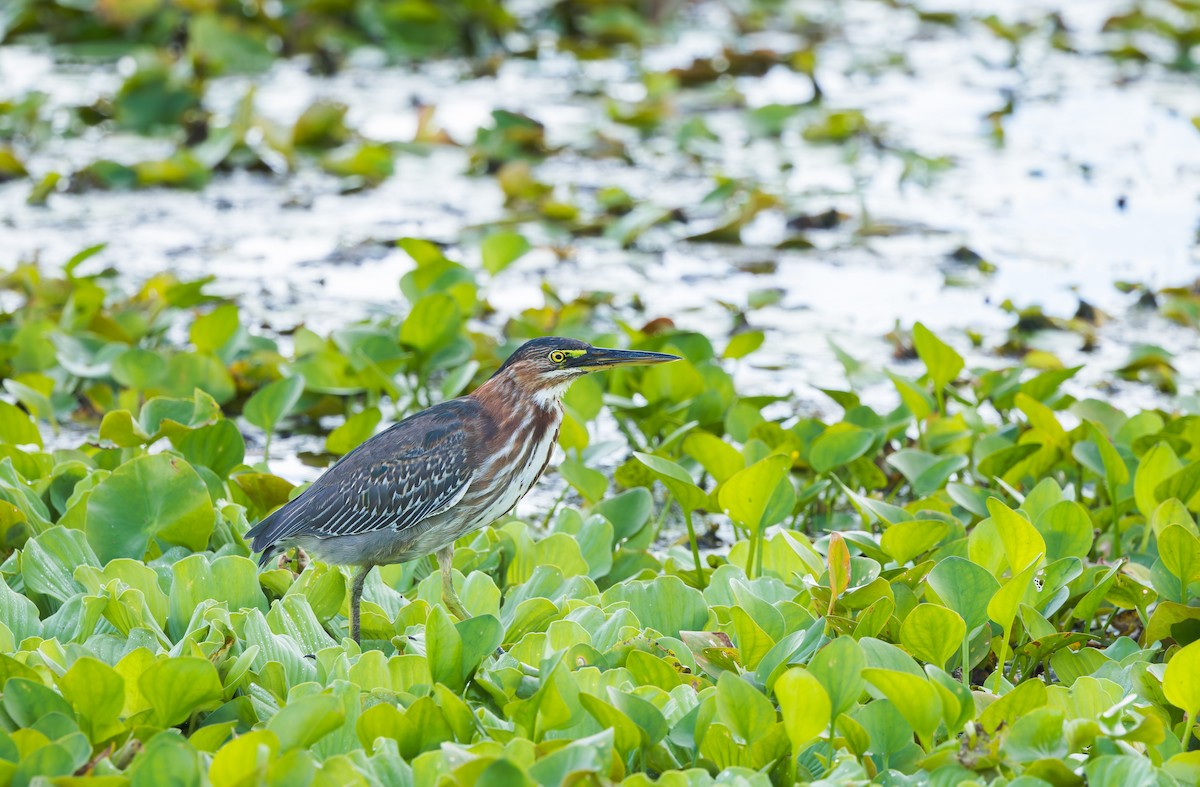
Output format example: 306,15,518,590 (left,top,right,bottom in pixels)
245,506,289,568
